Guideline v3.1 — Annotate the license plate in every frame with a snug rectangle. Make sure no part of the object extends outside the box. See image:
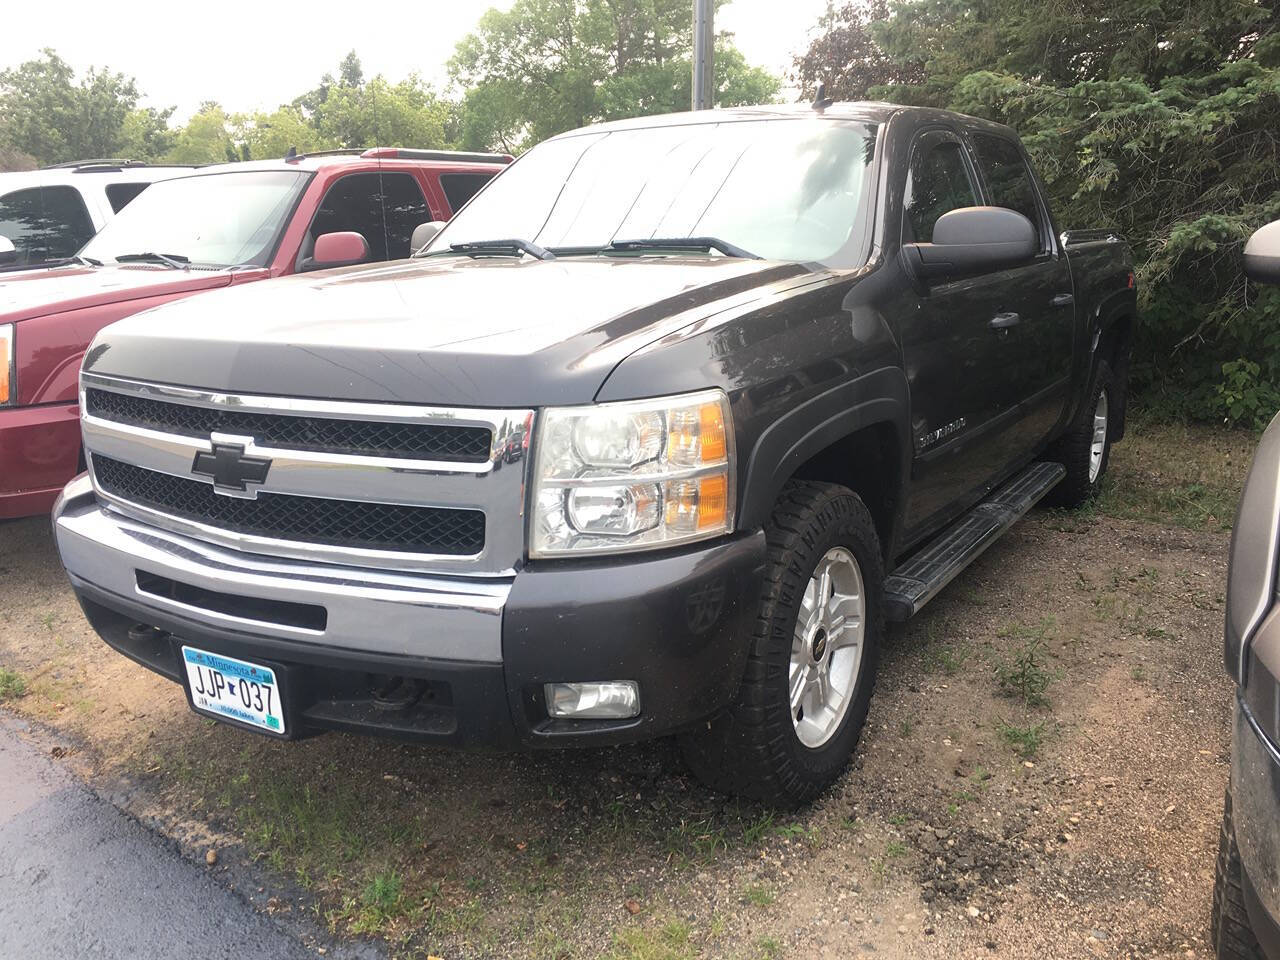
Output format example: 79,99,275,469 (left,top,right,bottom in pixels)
182,646,285,735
